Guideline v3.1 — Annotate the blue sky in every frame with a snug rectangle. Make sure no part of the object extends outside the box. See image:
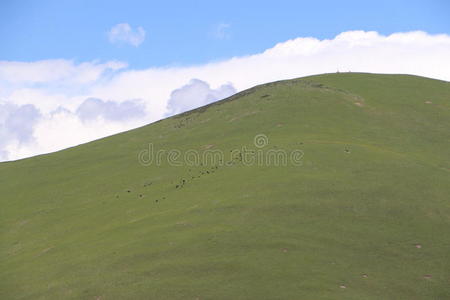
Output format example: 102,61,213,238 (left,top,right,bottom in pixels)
1,0,449,68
